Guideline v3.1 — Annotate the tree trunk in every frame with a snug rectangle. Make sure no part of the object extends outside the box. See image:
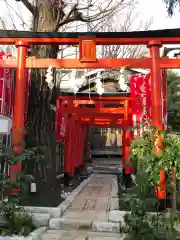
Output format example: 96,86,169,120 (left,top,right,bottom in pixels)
26,0,62,187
